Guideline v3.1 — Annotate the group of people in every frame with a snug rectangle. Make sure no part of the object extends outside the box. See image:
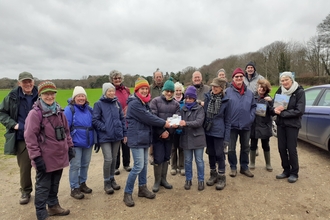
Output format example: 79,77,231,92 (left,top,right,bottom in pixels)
0,62,305,218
